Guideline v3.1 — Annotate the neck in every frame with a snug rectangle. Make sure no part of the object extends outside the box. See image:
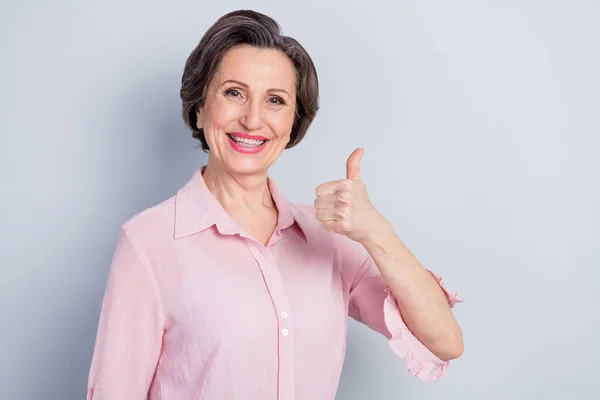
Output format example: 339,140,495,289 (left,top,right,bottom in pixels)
201,160,274,212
